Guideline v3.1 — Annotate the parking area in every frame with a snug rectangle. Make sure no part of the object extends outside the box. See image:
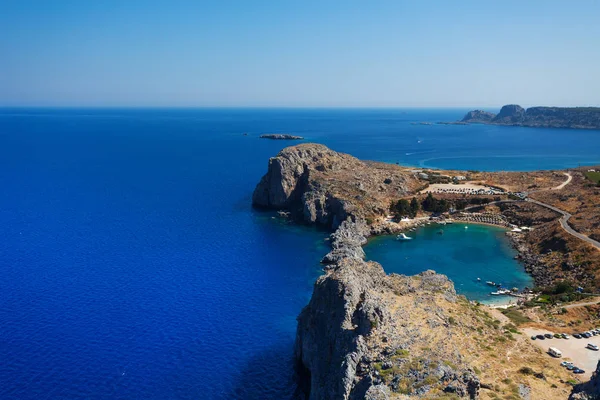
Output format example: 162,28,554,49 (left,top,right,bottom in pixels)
523,328,600,379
